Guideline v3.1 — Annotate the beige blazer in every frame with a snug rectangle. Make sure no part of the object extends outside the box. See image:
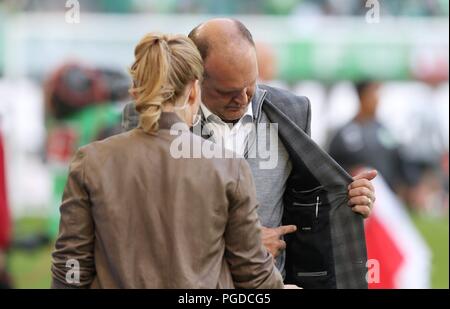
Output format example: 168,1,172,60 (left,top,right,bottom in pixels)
51,112,283,289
